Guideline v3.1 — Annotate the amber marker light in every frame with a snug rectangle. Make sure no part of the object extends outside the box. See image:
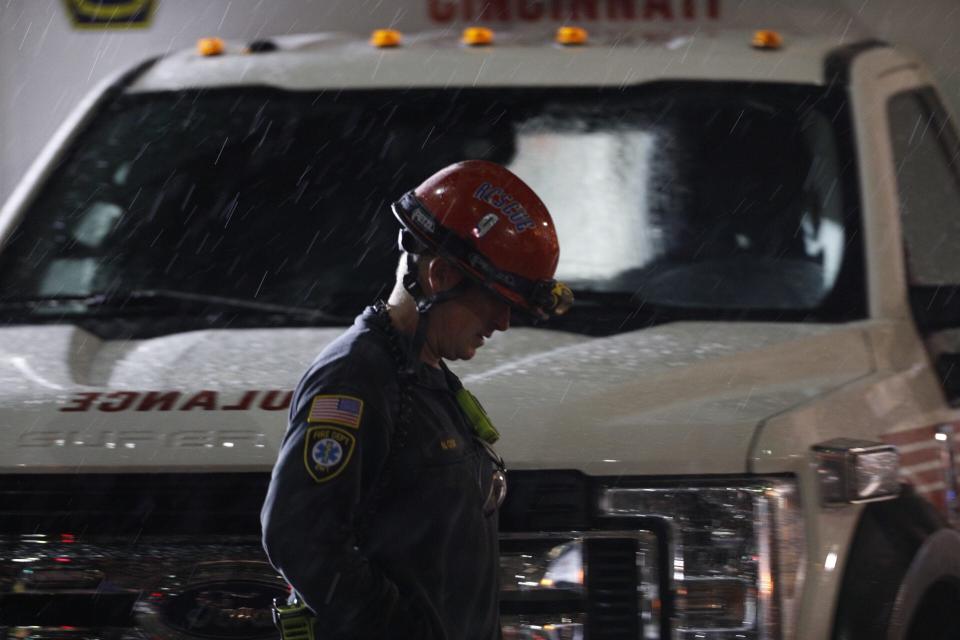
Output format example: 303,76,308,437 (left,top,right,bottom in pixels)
462,26,494,46
556,26,588,46
370,29,402,48
751,30,783,50
197,37,225,57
